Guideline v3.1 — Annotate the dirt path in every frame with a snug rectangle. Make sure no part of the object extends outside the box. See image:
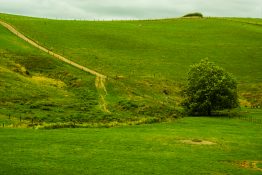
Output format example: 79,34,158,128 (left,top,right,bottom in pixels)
0,20,109,112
